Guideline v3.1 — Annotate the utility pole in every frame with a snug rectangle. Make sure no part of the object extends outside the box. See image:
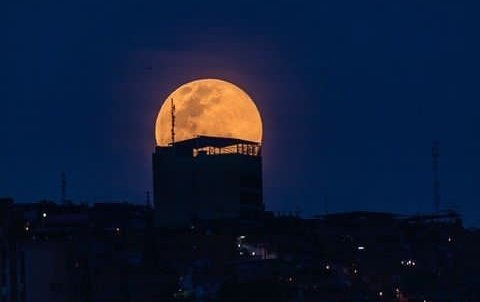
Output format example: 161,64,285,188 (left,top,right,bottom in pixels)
146,191,151,208
432,141,440,213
